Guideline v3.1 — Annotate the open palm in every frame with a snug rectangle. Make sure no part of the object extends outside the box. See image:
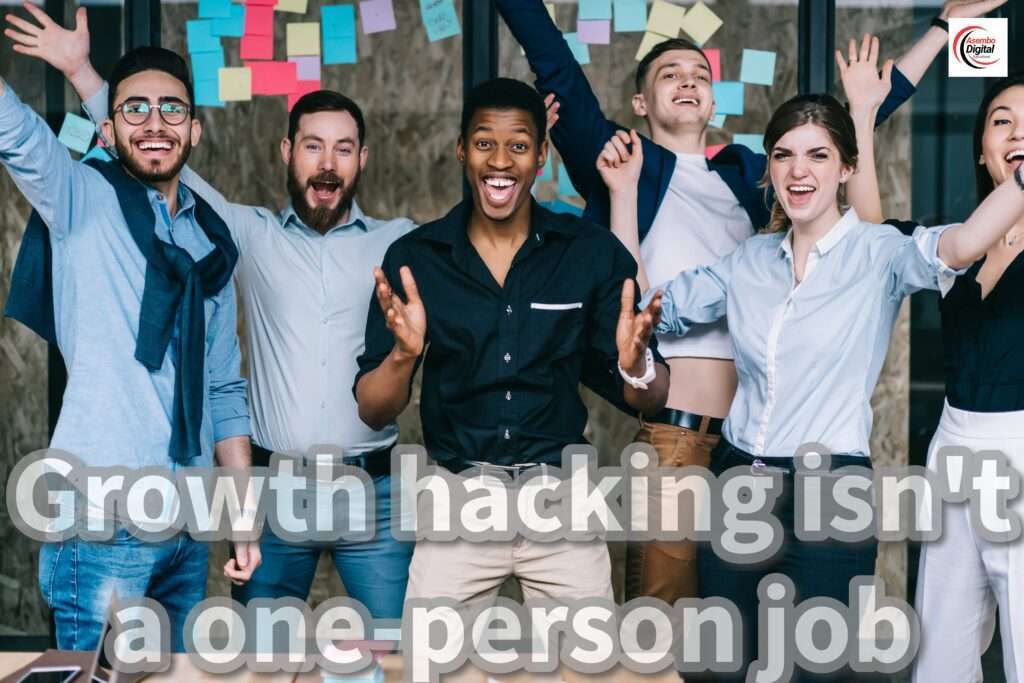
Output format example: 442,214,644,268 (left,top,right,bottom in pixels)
4,2,89,76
